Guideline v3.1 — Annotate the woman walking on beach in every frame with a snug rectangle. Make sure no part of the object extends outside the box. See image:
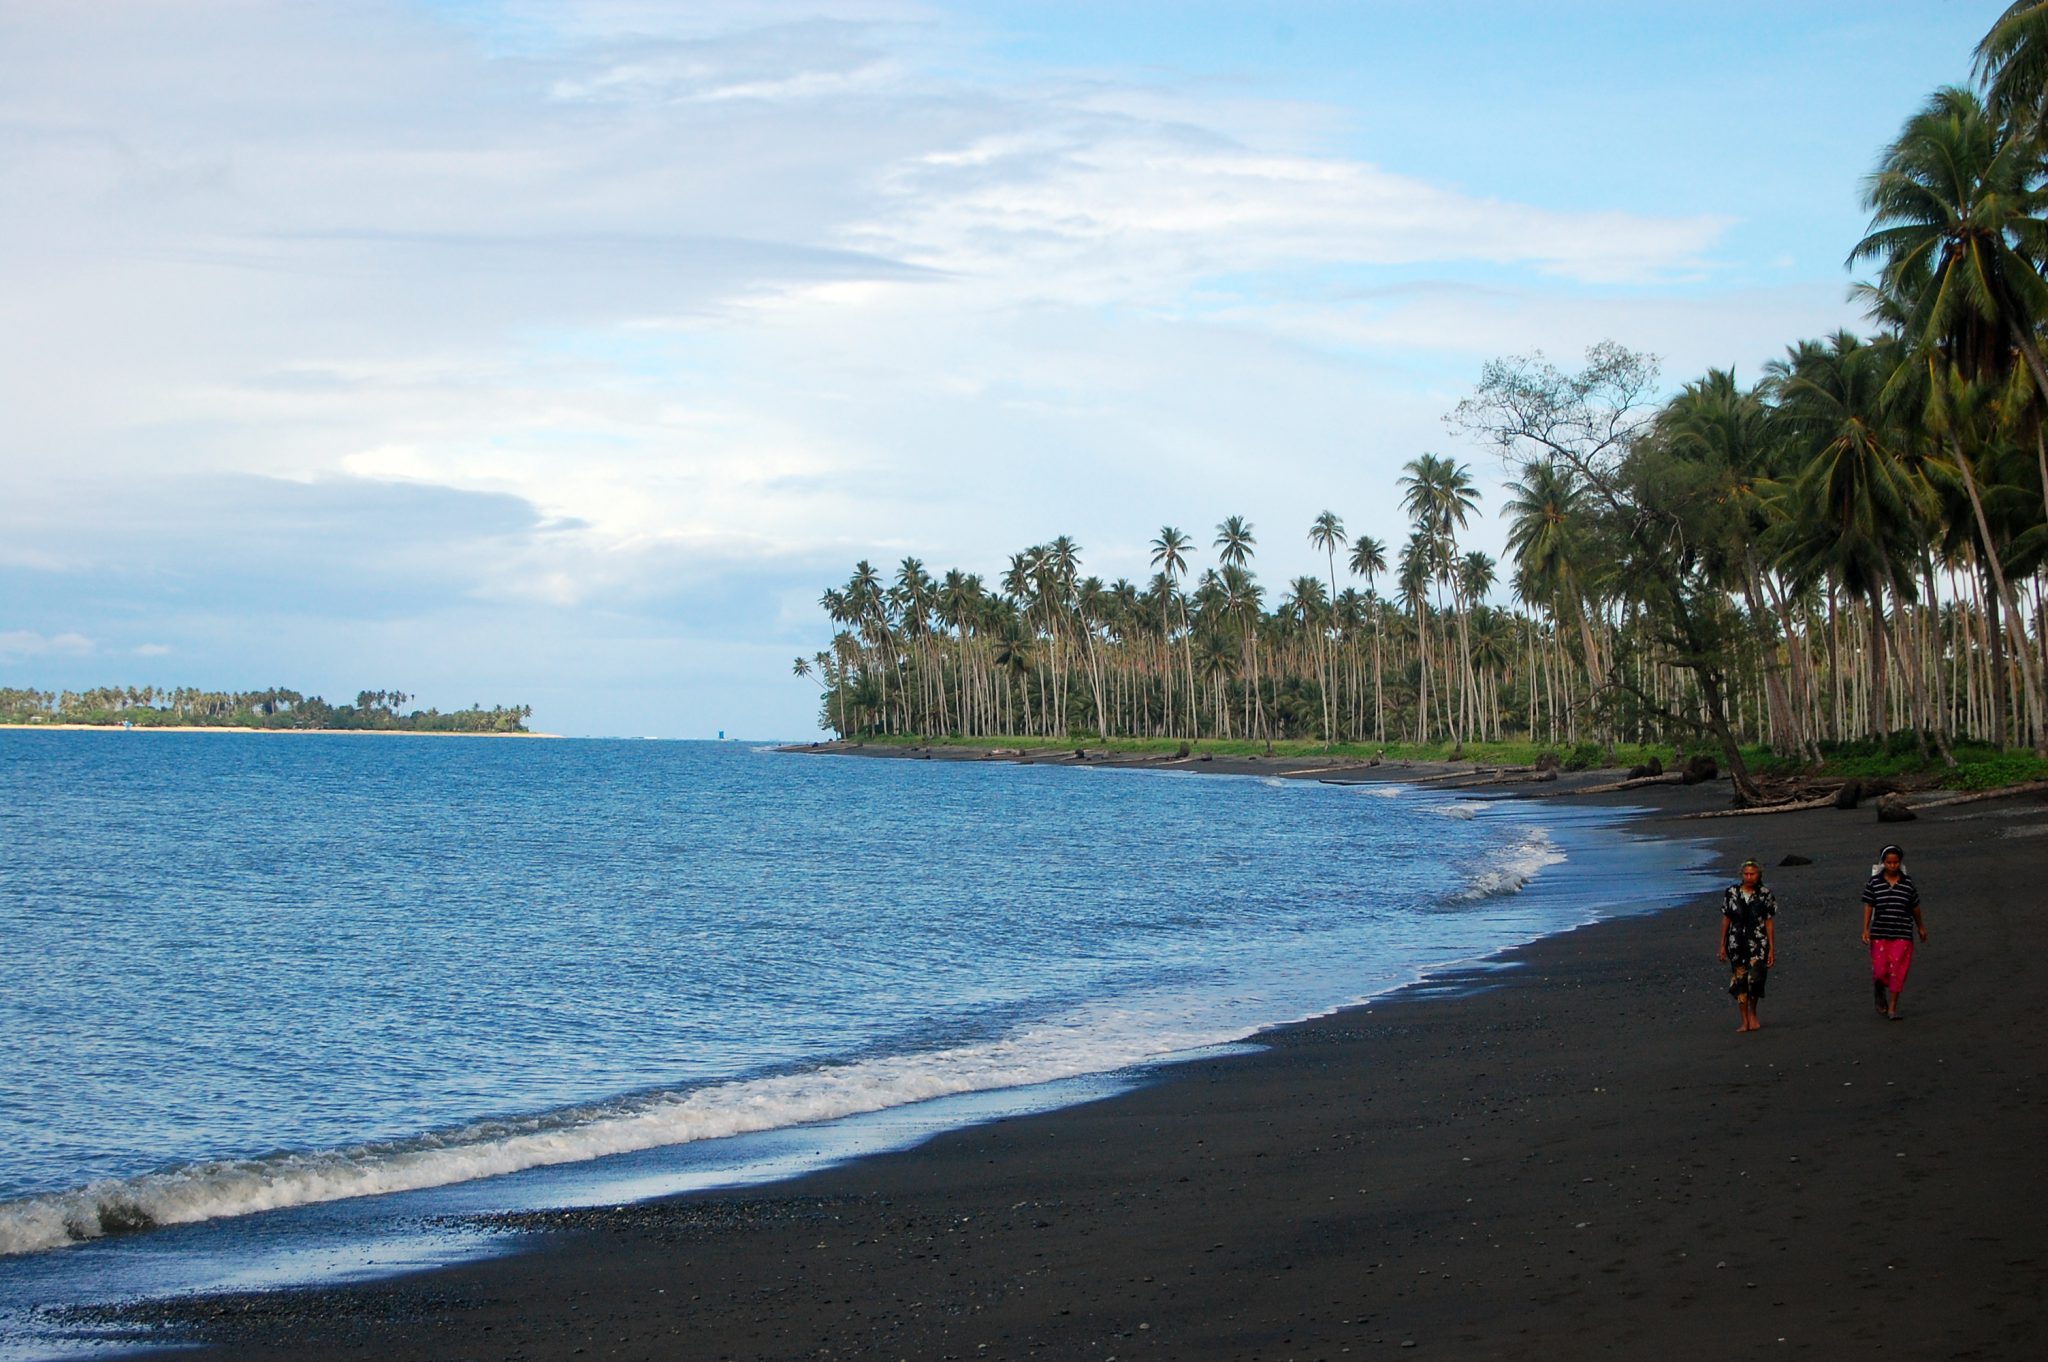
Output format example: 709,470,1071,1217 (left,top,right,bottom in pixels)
1719,859,1777,1032
1863,844,1927,1020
